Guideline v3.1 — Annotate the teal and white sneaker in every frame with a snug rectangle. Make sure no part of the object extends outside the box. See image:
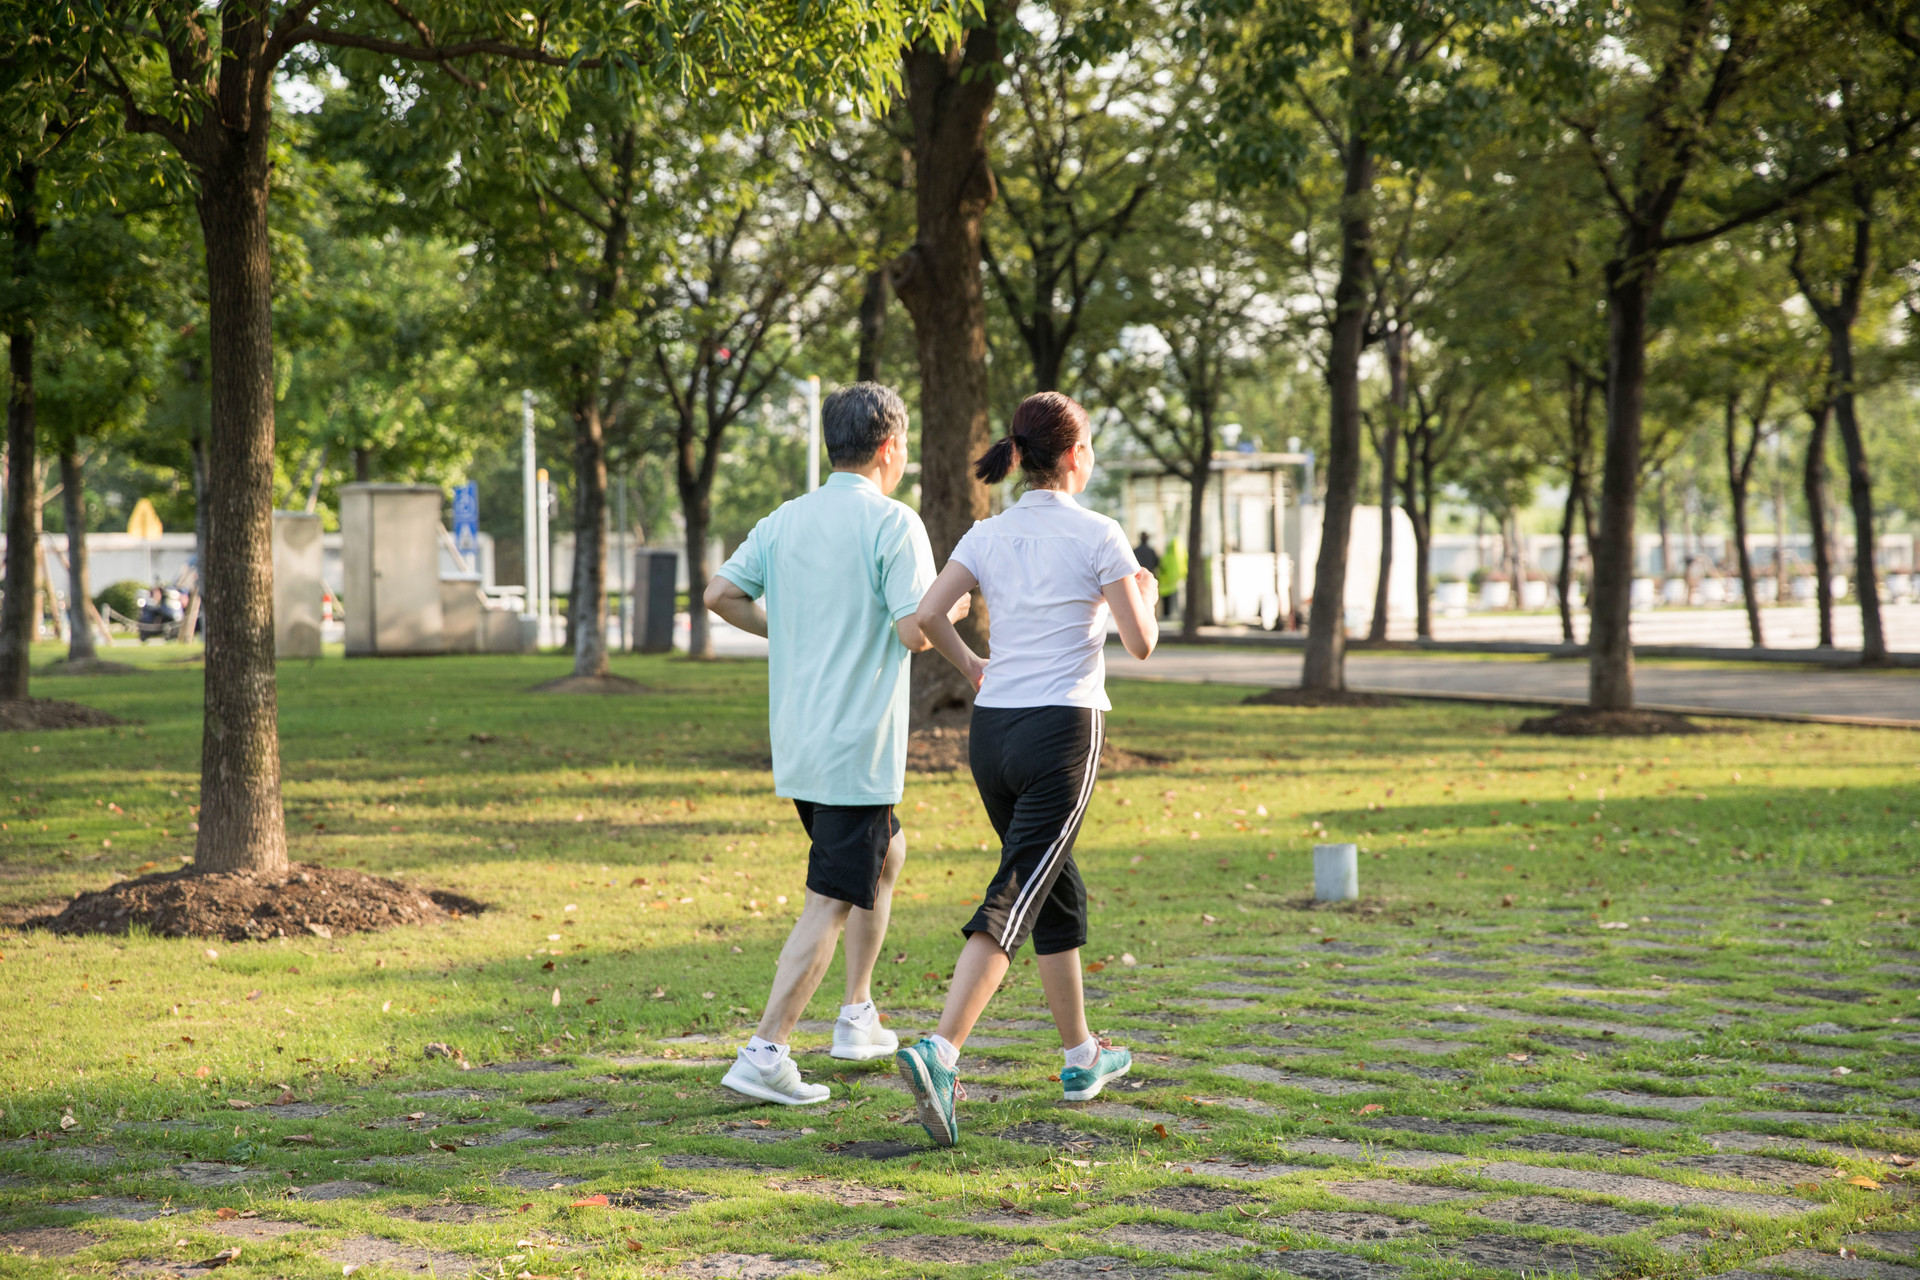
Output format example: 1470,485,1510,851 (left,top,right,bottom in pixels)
1061,1044,1130,1102
895,1038,959,1147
